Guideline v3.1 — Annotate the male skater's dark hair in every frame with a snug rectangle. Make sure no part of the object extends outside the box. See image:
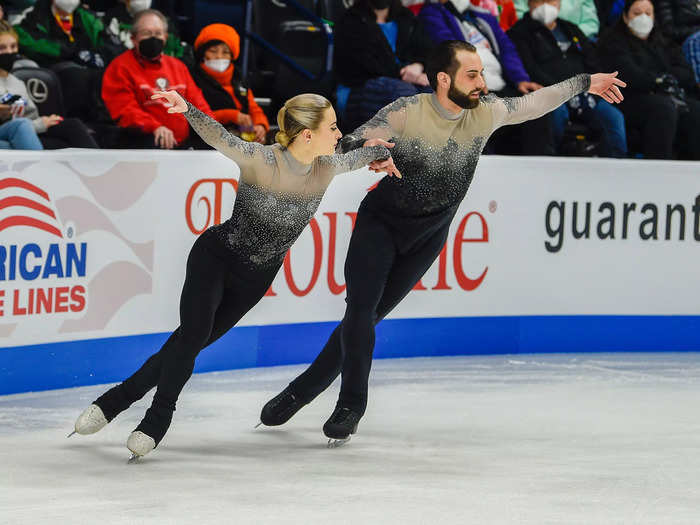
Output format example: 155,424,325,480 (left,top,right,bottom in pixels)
425,40,477,91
